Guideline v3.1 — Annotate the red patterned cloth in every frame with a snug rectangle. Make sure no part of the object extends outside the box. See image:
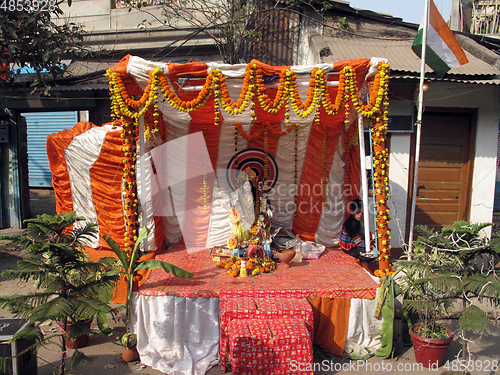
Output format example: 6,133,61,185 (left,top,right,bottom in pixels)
267,319,313,375
254,298,313,337
137,247,378,299
220,297,259,368
226,319,274,375
219,296,314,369
225,318,313,375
